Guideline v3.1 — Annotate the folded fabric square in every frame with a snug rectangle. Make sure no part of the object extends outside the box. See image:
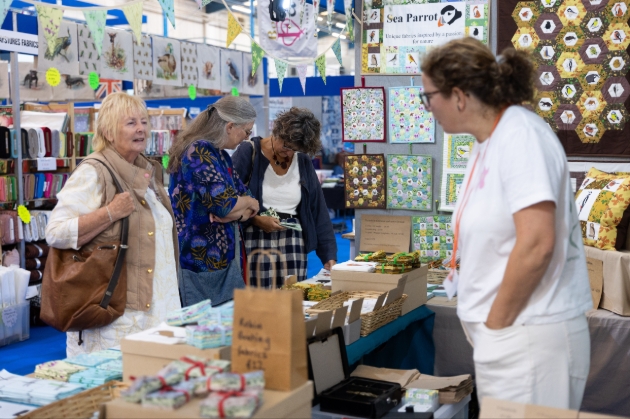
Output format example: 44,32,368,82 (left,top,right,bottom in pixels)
164,357,231,381
205,371,265,393
186,325,232,349
141,380,197,410
34,360,86,382
199,390,262,418
120,367,183,403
